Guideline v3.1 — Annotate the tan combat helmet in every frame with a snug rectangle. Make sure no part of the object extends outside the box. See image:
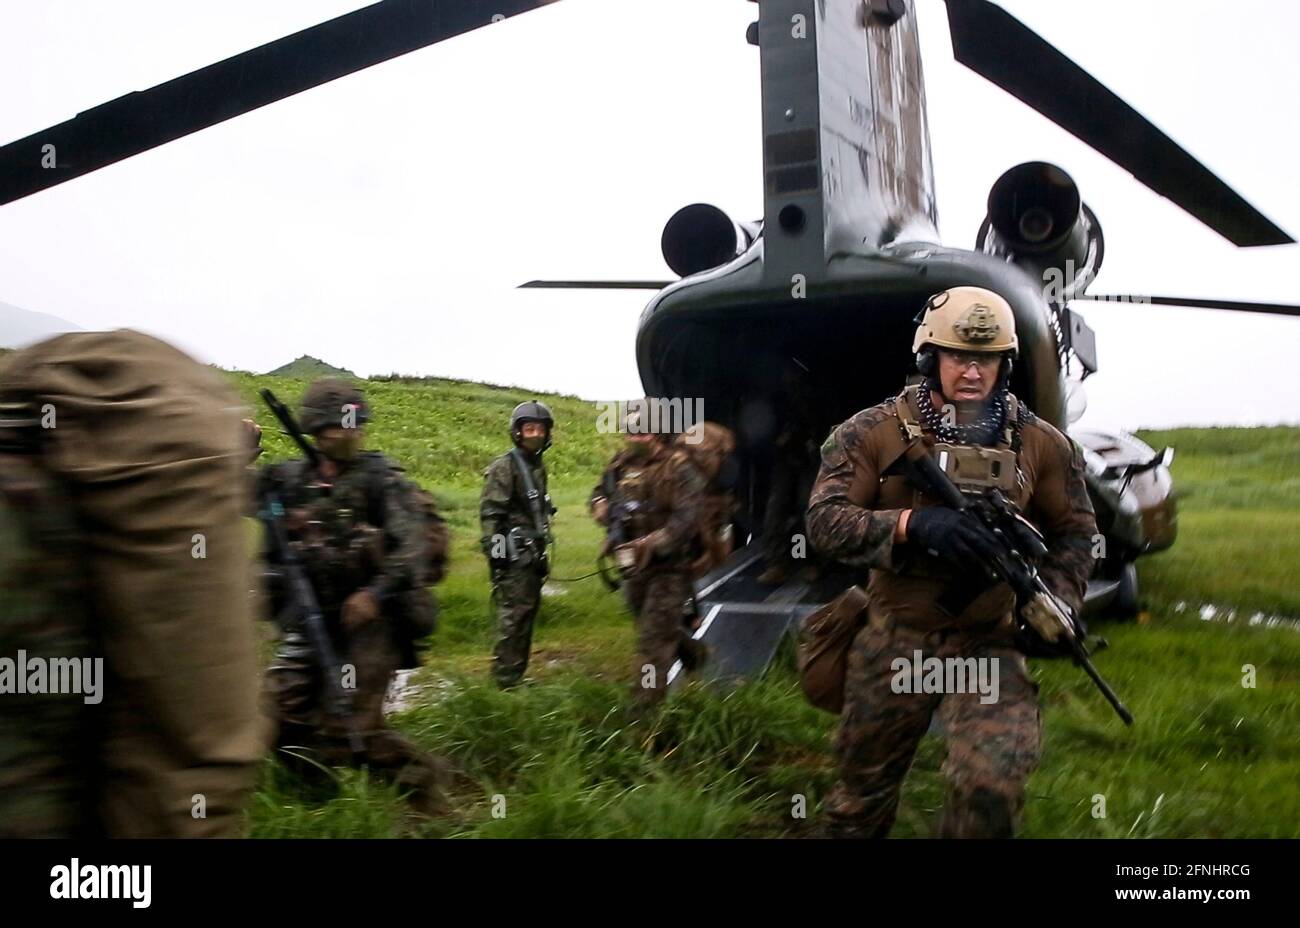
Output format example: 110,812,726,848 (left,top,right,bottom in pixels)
912,286,1019,357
